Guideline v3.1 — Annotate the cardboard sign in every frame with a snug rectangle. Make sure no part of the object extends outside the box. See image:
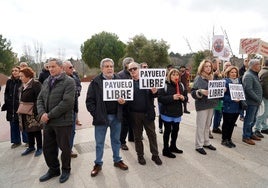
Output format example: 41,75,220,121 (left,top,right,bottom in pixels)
229,84,245,100
239,38,260,54
139,68,166,89
208,80,225,99
259,40,268,57
103,79,133,101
